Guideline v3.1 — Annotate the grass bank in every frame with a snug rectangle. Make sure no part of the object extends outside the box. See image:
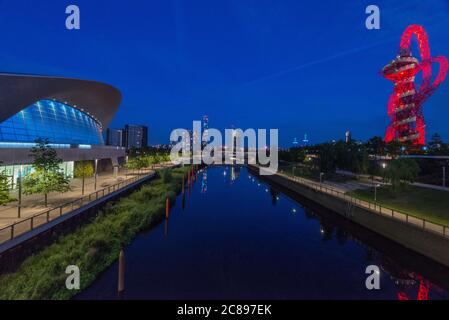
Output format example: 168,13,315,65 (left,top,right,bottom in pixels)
0,166,191,300
353,185,449,227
